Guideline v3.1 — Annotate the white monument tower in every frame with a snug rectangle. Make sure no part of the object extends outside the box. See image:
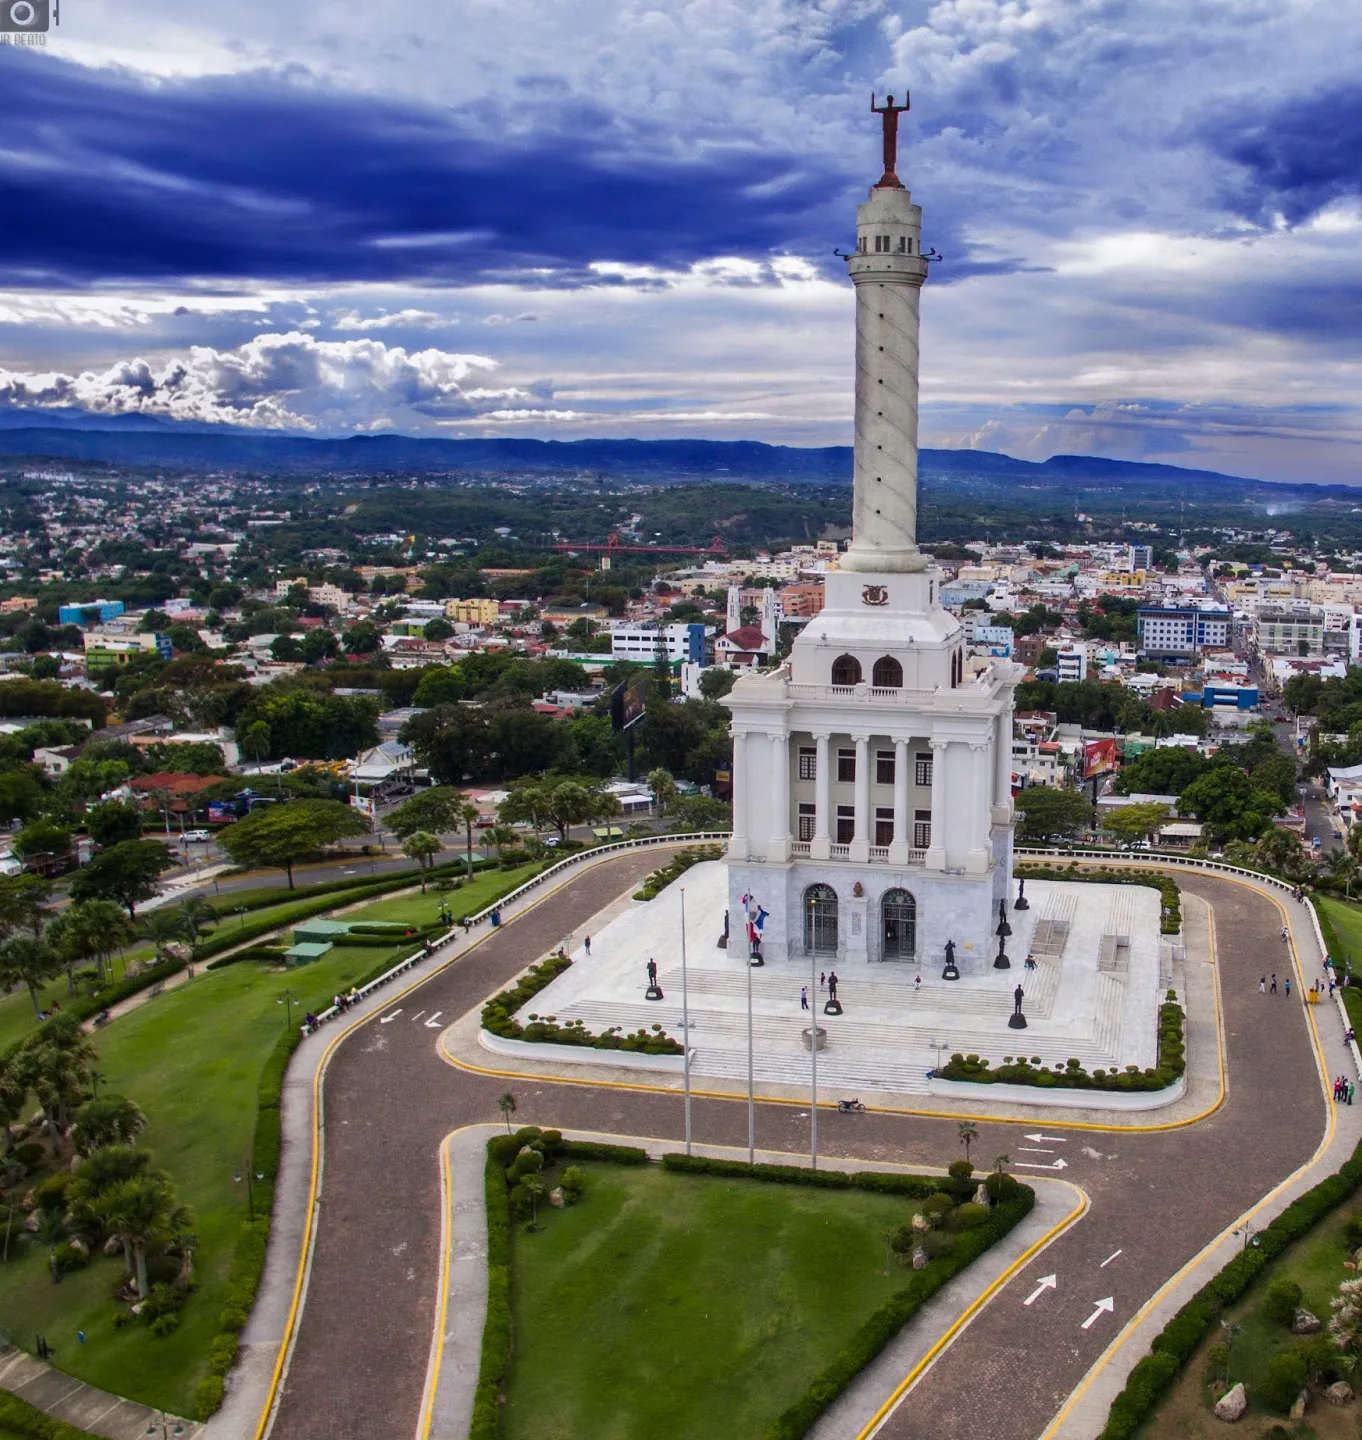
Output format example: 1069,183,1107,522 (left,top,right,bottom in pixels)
724,92,1020,972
